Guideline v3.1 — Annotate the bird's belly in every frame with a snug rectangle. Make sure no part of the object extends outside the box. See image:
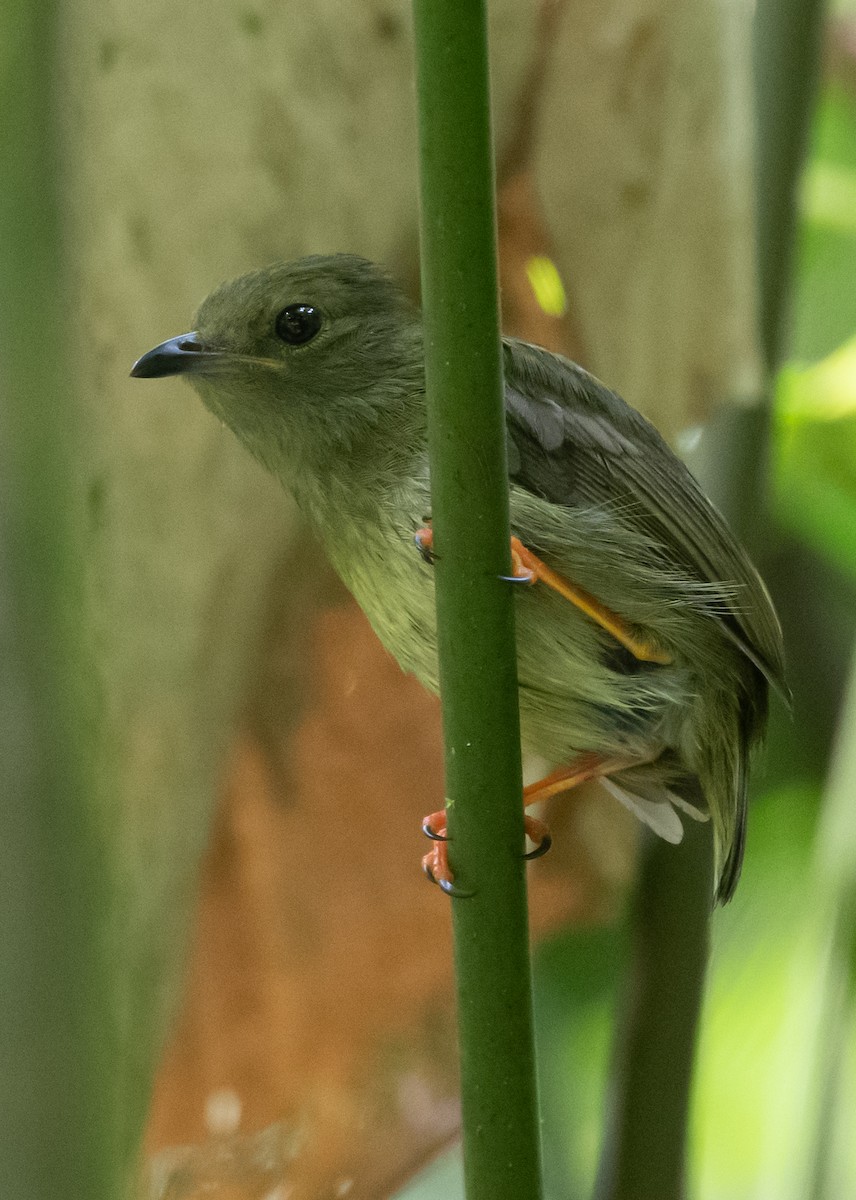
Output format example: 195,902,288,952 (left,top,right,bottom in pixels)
326,527,443,692
326,527,687,766
513,584,687,764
